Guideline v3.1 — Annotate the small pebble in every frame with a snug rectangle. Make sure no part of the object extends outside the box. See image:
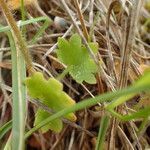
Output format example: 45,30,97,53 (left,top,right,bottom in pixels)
54,16,68,30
